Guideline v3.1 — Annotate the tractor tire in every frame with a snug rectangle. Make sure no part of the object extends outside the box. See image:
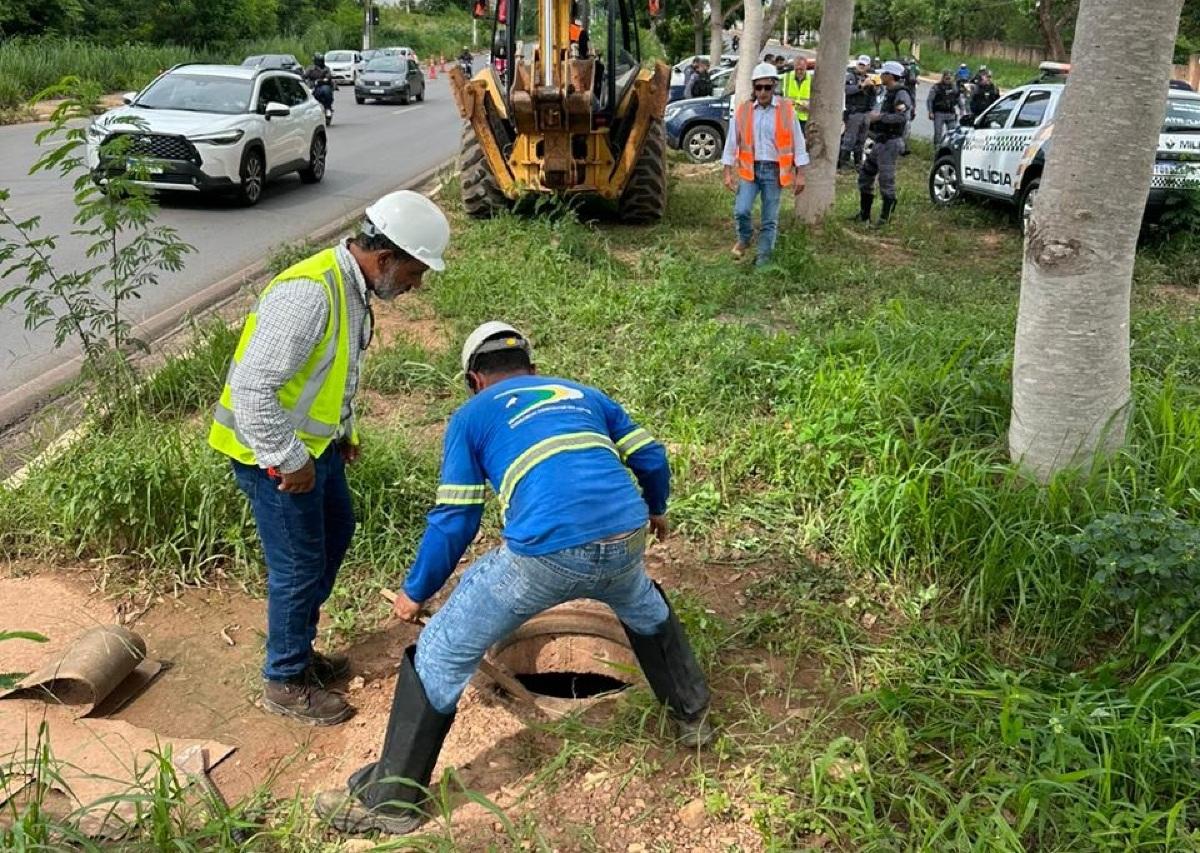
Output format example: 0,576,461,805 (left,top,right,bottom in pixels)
459,124,510,219
618,118,667,224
